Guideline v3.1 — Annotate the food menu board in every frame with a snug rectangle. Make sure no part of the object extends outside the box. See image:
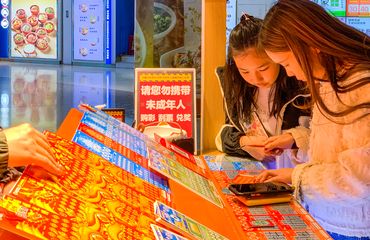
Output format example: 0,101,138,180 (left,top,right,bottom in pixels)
73,0,104,61
10,0,58,59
